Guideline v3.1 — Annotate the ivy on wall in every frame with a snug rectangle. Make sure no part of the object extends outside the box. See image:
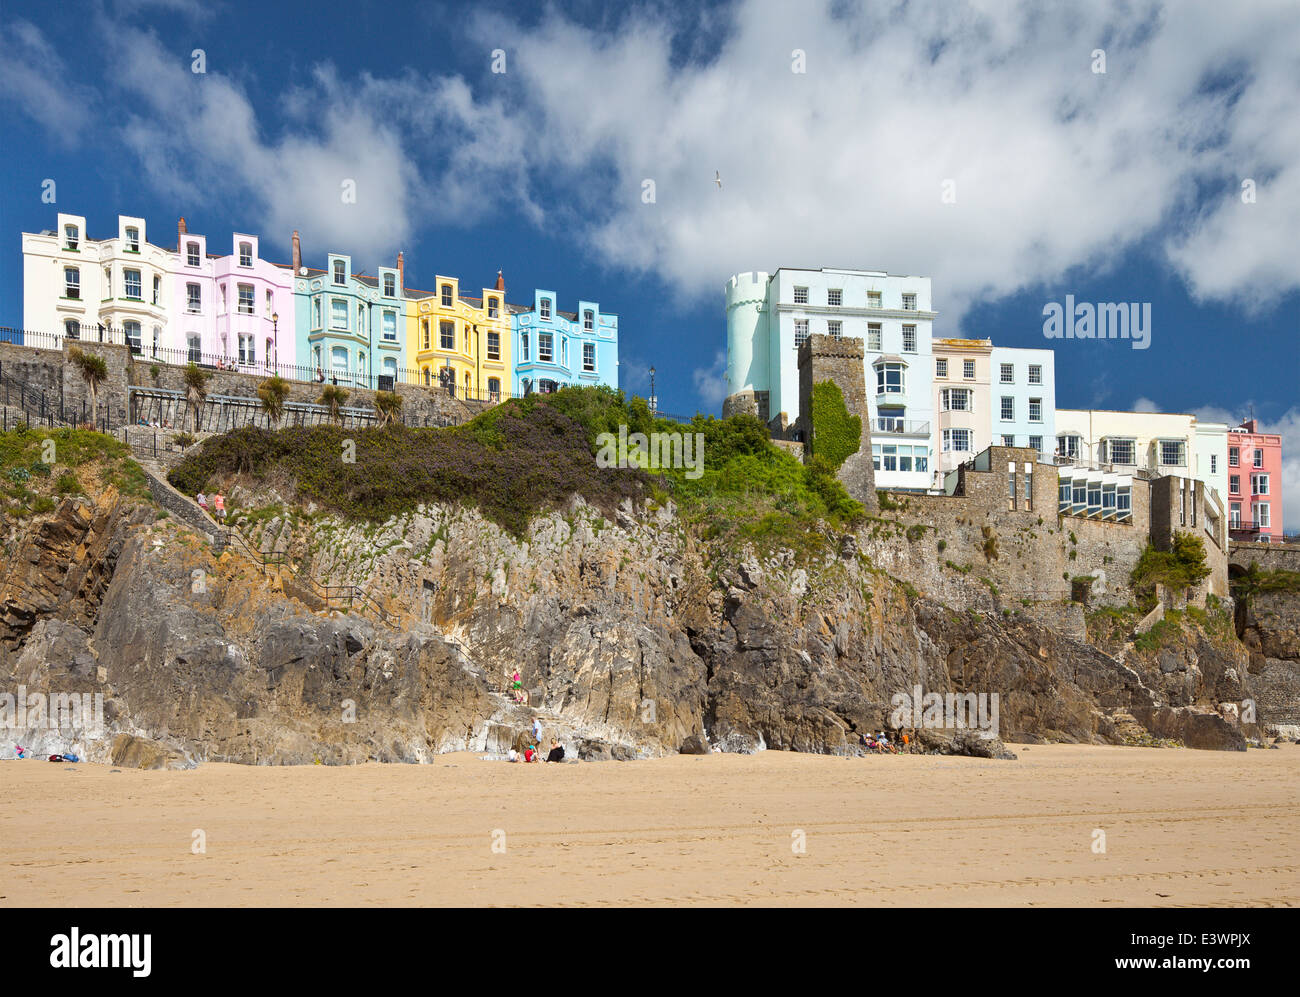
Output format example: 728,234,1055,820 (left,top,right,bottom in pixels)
810,380,861,470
